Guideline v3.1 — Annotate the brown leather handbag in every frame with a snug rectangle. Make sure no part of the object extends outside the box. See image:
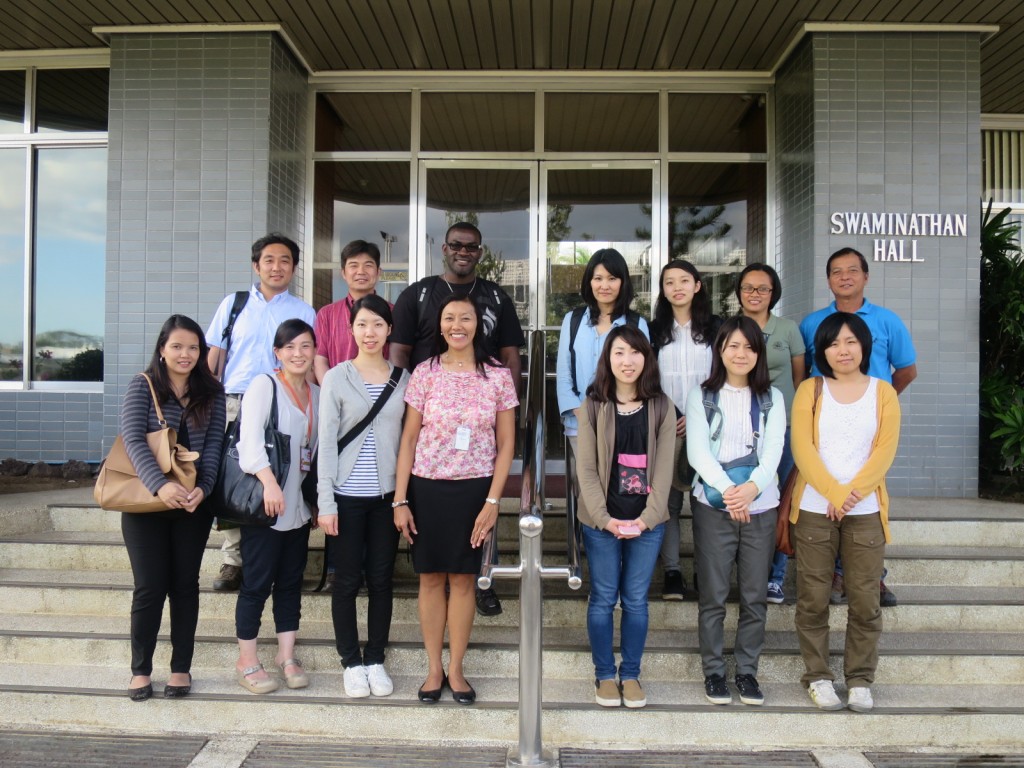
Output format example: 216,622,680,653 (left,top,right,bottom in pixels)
94,373,199,512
